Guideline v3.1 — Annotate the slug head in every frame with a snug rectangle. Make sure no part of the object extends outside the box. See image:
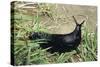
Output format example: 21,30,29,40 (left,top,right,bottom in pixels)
72,16,85,31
